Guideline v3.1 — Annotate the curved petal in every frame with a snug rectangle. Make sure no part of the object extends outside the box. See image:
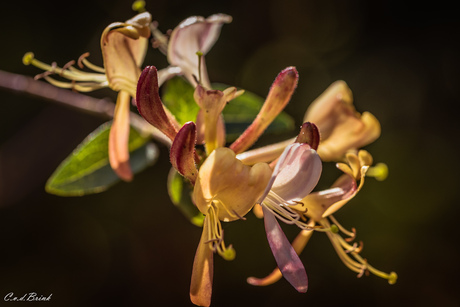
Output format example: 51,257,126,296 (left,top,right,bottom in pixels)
262,206,308,293
167,14,232,88
248,225,315,287
303,174,357,221
136,66,180,141
170,122,198,184
194,148,272,221
101,12,151,96
258,143,322,203
304,81,381,161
